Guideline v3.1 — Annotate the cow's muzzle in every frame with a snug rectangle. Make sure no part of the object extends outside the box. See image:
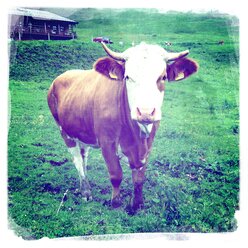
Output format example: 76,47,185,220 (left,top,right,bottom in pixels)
136,107,156,124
